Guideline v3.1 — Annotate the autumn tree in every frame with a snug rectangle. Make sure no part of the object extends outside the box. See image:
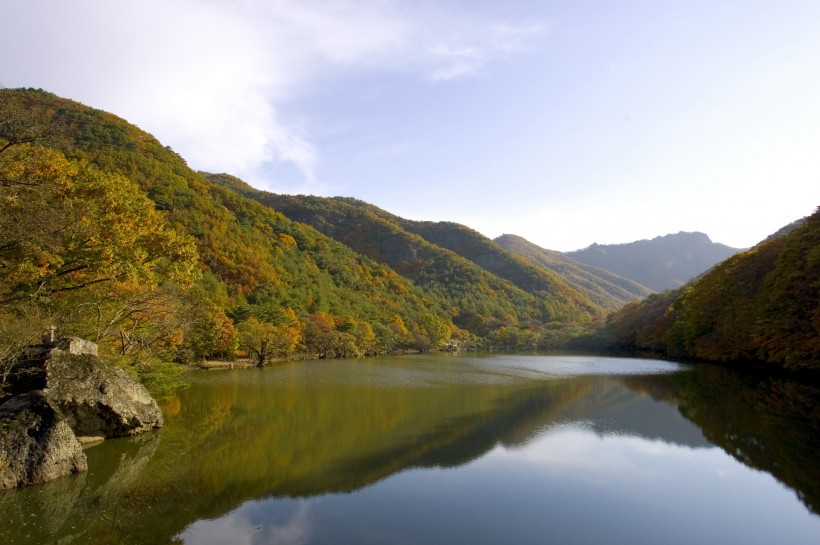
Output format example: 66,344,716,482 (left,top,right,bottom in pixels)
303,311,341,358
180,301,238,362
0,100,199,378
237,310,302,366
0,305,53,396
0,146,198,305
237,317,278,366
